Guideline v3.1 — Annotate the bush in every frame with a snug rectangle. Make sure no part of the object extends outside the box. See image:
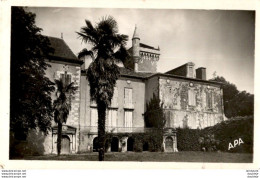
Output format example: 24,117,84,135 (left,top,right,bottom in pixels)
198,134,220,152
176,128,201,151
177,116,253,153
202,116,253,153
